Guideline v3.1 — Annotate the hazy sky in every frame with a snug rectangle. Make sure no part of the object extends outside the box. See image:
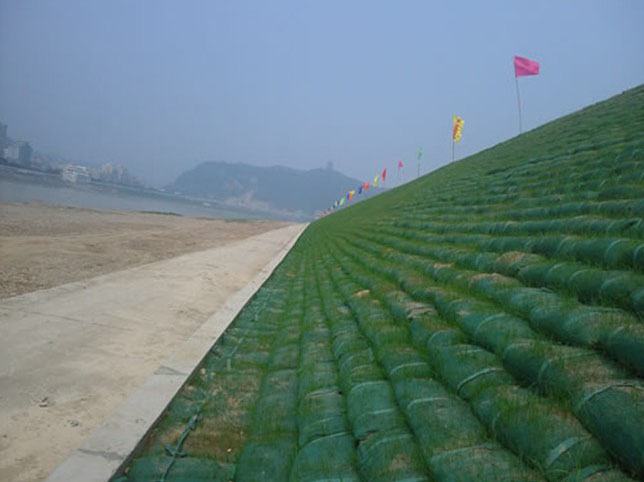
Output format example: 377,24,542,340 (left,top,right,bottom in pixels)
1,1,643,186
